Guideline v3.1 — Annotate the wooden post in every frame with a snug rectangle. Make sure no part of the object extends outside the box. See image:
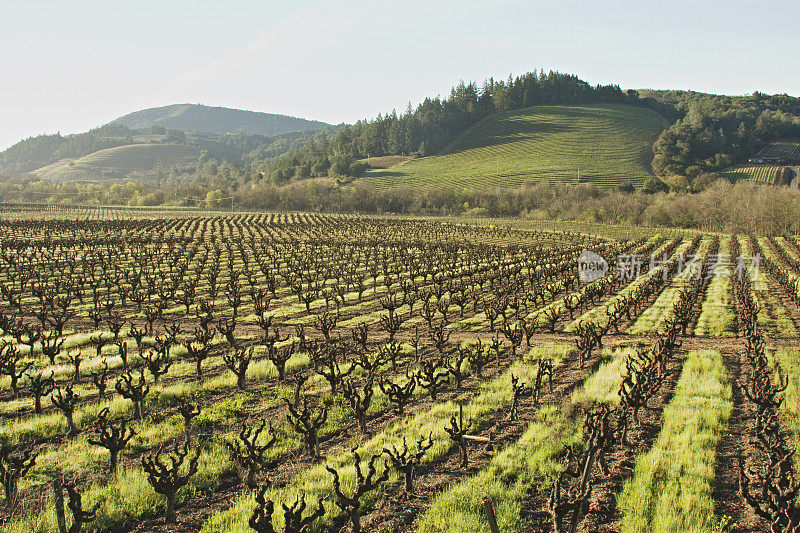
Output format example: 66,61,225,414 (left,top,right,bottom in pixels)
53,477,67,533
463,434,491,443
483,497,501,533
